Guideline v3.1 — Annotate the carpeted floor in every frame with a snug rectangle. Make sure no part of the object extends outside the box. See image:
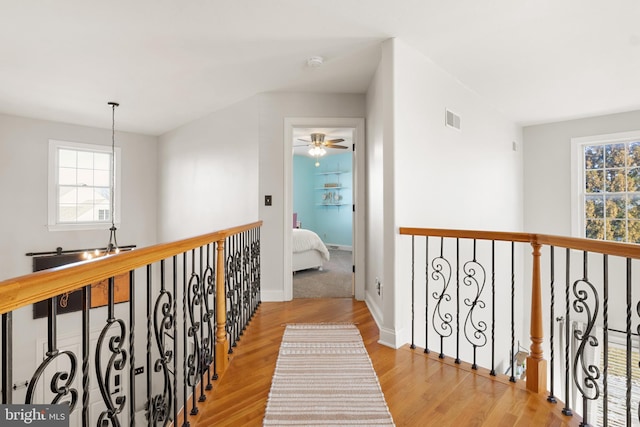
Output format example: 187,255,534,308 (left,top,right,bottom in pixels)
293,249,352,298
